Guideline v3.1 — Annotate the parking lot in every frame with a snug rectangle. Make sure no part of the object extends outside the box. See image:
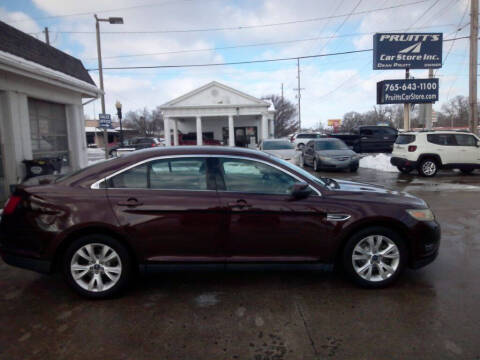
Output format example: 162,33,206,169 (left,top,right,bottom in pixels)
1,167,479,360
